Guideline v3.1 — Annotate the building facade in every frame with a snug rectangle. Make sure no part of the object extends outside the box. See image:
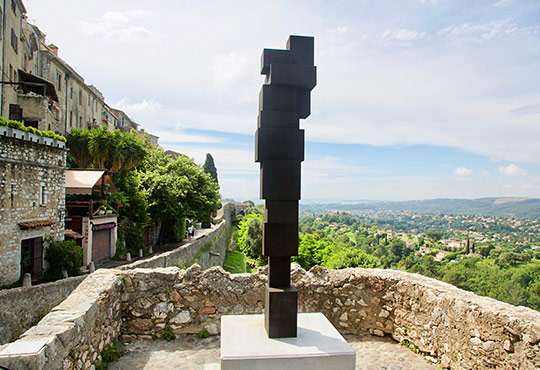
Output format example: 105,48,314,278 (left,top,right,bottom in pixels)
0,1,157,141
0,128,66,286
